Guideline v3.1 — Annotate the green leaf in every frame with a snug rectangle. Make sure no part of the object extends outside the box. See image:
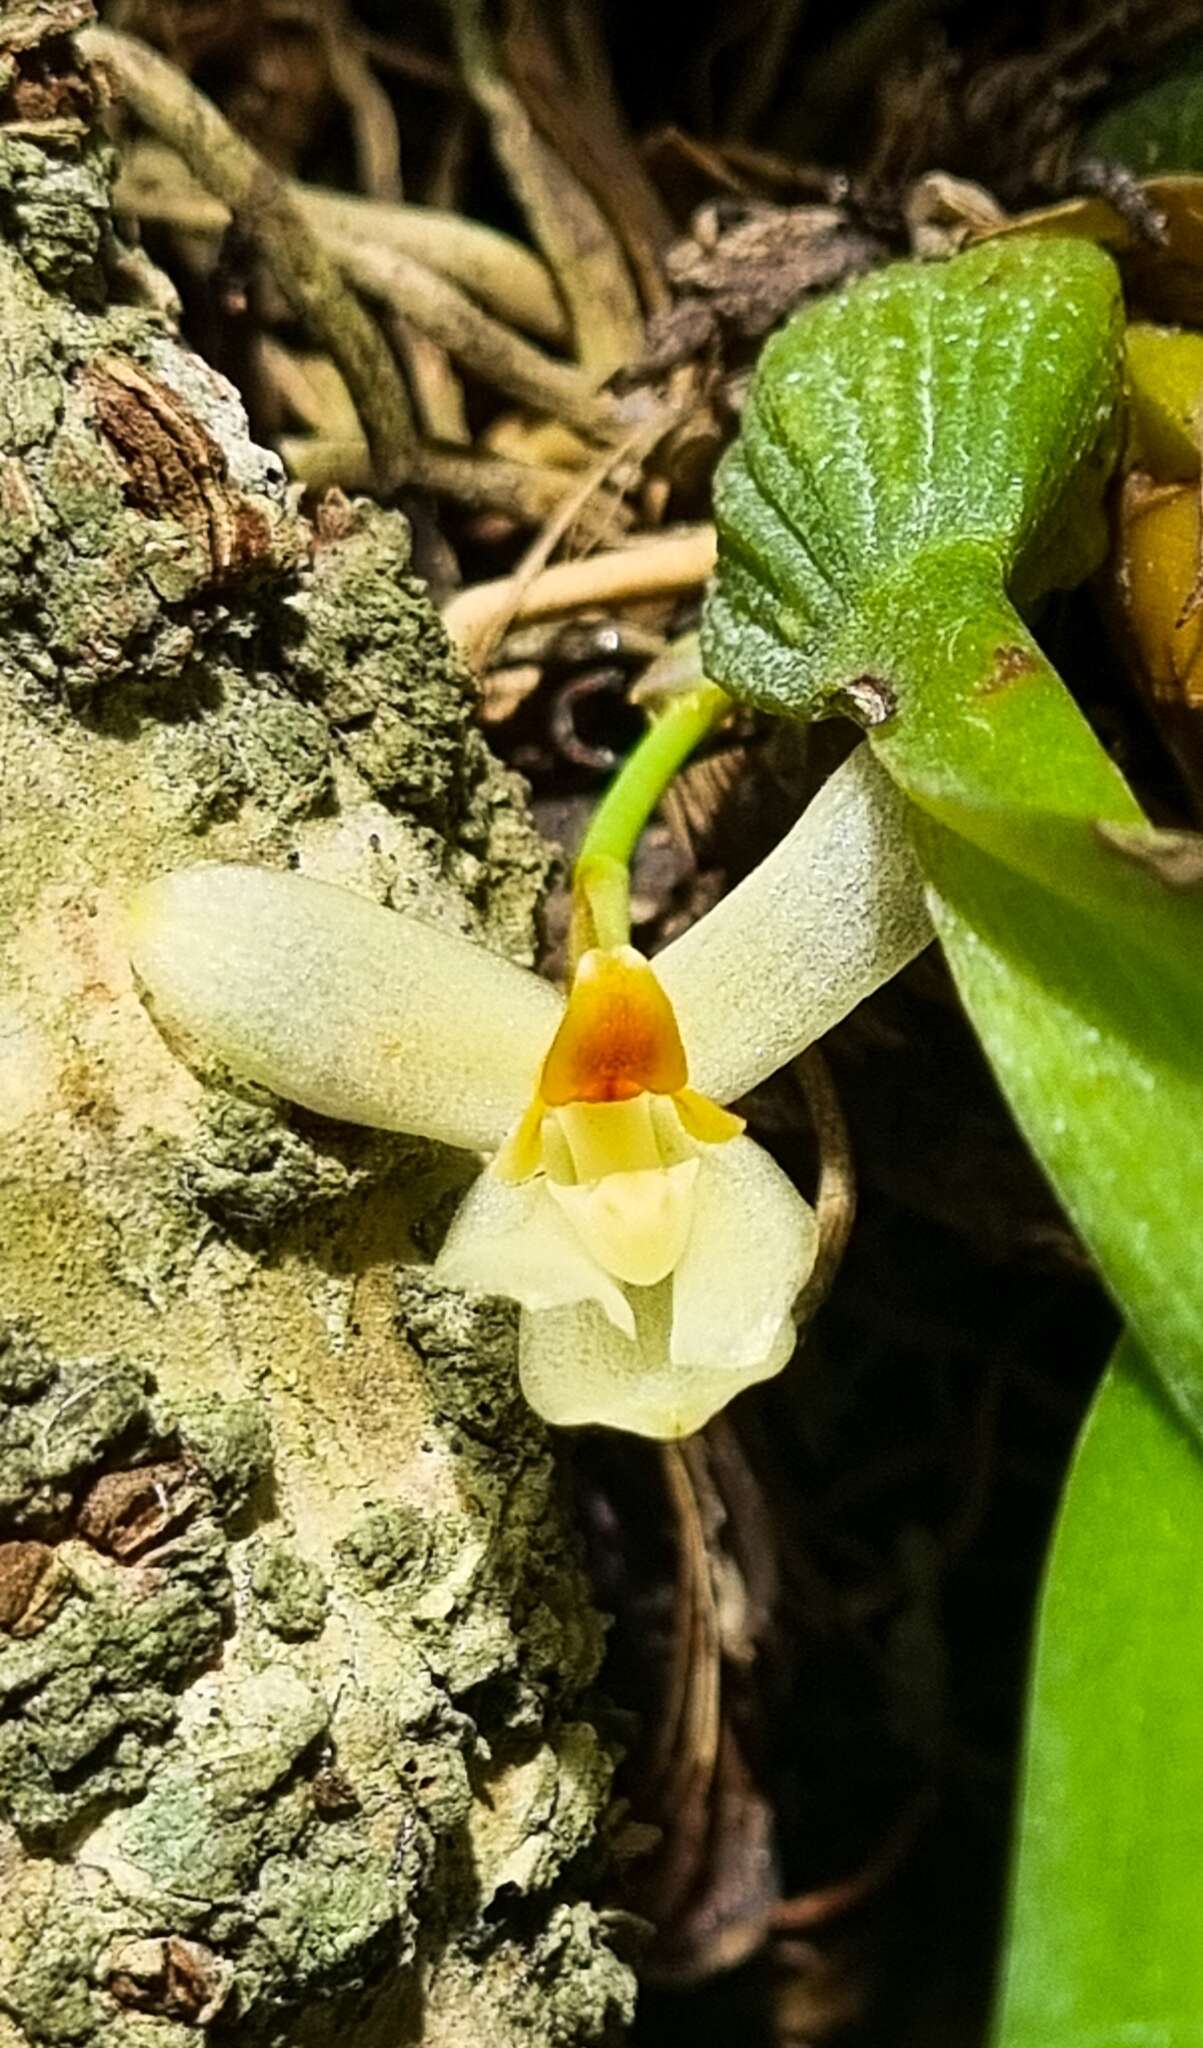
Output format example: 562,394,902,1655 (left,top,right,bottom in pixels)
702,235,1203,1434
702,210,1203,2048
1084,47,1203,177
704,237,1123,724
993,1339,1203,2046
915,815,1203,1435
